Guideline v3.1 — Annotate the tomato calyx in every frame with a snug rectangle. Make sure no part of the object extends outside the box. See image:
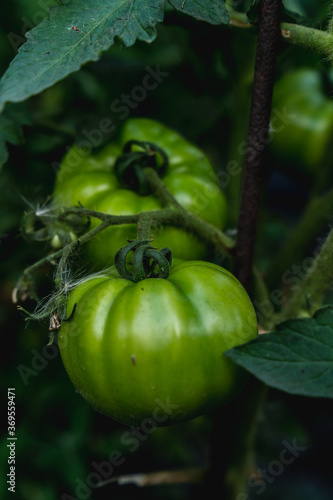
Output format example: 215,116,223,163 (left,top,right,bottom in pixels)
114,240,172,282
114,140,169,195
